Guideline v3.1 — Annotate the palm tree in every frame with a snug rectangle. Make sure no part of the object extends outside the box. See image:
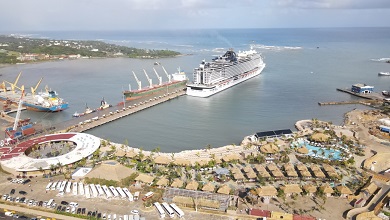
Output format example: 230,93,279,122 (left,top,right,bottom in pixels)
205,144,212,151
